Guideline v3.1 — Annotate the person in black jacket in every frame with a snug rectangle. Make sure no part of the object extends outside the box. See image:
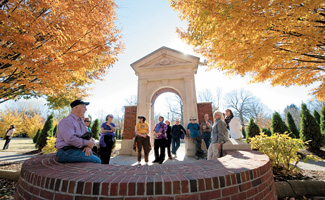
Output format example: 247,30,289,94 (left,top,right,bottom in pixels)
165,120,172,160
171,119,186,158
